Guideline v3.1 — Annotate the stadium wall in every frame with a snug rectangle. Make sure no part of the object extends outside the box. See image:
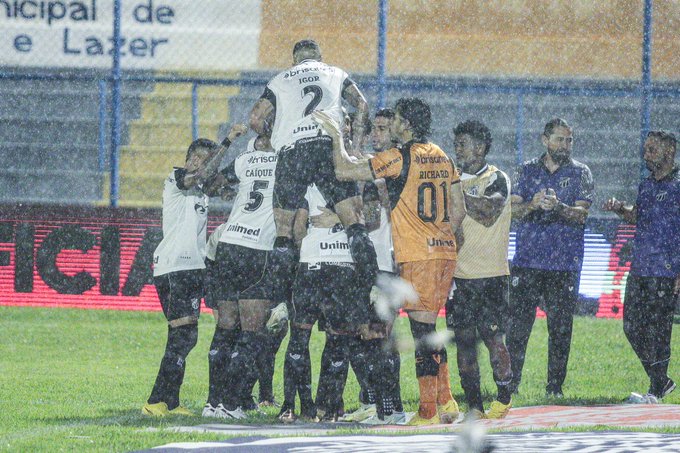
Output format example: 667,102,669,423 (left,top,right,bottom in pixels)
0,205,636,318
259,0,680,79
